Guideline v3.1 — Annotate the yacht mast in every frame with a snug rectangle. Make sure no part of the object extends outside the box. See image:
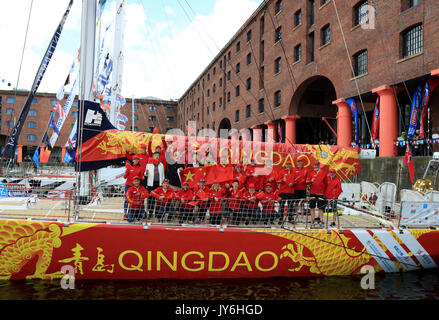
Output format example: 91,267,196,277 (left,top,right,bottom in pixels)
109,0,126,127
77,0,97,207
